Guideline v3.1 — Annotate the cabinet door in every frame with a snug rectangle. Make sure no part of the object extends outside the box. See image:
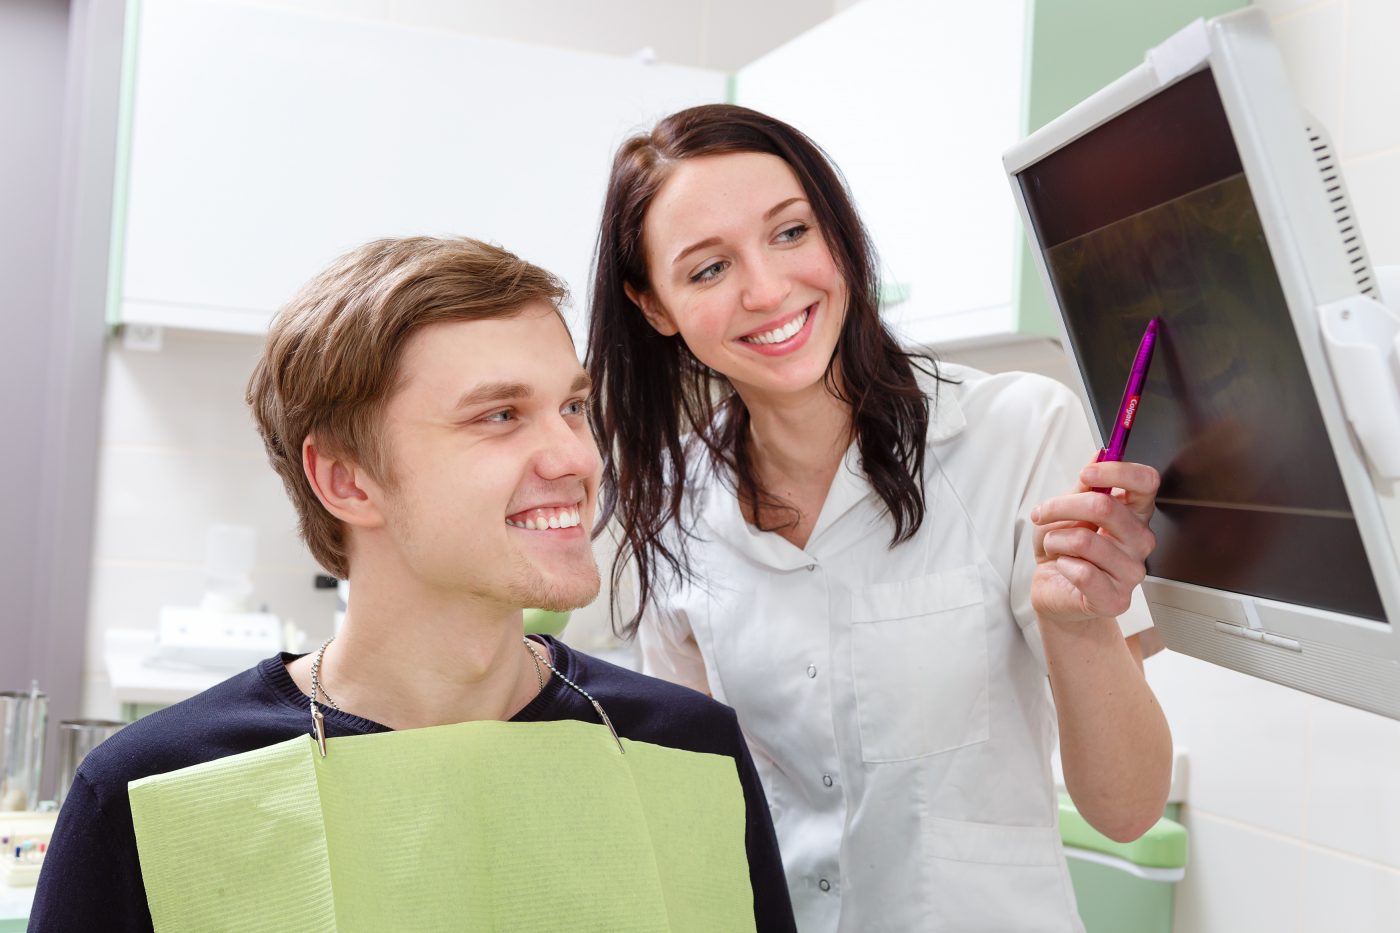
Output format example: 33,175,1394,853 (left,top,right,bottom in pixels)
735,0,1026,349
115,0,725,335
